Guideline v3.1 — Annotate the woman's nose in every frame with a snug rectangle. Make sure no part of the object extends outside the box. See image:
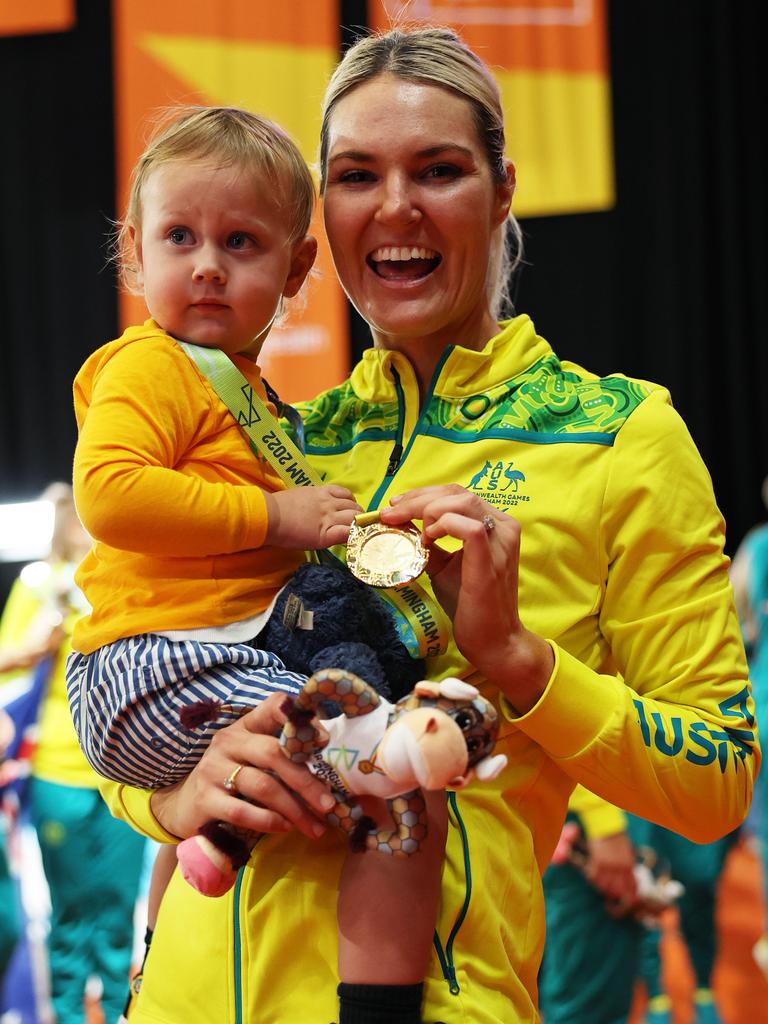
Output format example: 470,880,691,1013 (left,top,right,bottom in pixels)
374,175,421,227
